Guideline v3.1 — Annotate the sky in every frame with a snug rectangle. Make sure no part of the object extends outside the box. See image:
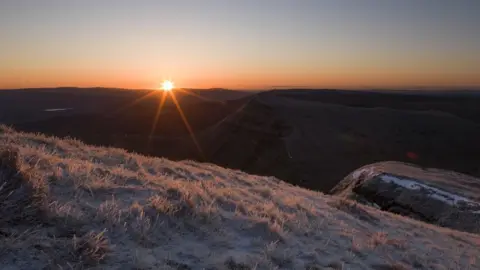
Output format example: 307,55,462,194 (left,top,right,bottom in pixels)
1,0,479,90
